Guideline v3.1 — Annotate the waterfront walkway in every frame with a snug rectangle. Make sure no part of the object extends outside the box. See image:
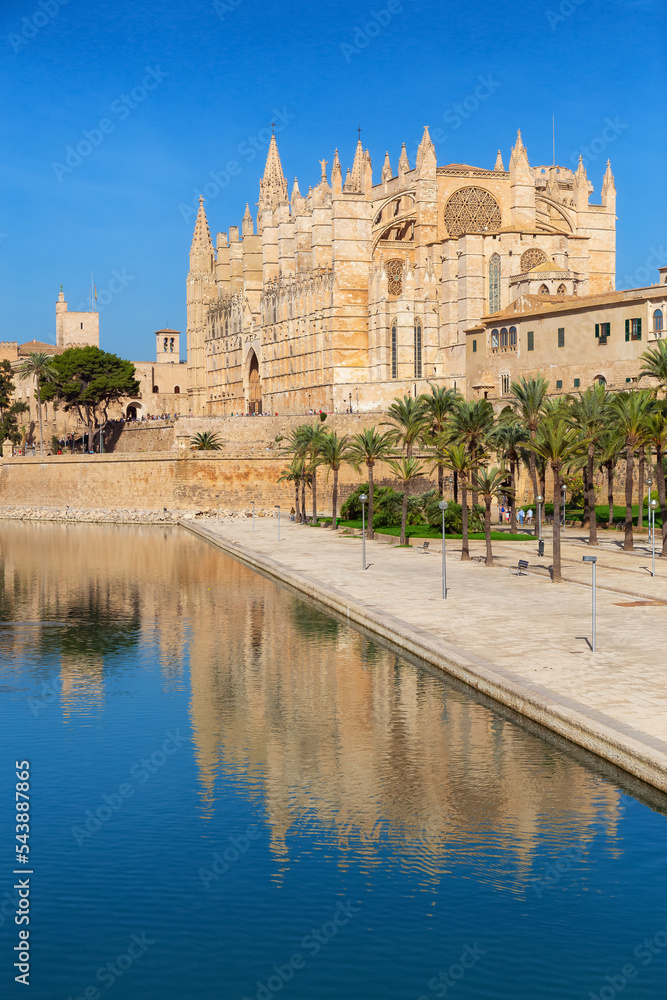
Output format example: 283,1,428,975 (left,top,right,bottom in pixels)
184,515,667,795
